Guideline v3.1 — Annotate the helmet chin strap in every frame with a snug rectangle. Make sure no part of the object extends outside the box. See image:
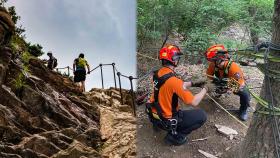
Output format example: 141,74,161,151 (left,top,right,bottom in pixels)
216,59,222,65
215,59,228,69
214,59,222,68
174,57,181,67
